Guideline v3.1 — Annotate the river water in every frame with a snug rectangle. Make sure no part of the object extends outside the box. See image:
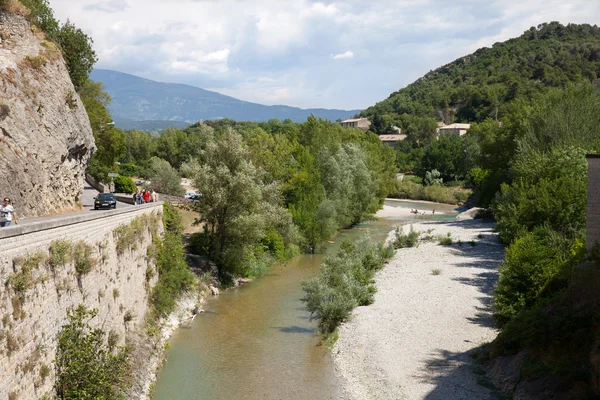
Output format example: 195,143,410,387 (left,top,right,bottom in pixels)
153,200,458,400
